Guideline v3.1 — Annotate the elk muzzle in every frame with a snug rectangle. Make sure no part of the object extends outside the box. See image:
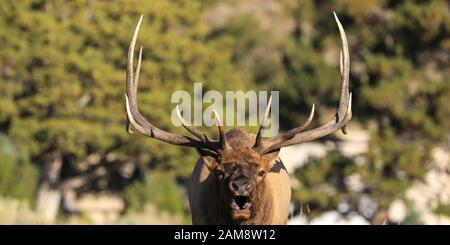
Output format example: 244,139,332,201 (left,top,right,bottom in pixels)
229,177,253,220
